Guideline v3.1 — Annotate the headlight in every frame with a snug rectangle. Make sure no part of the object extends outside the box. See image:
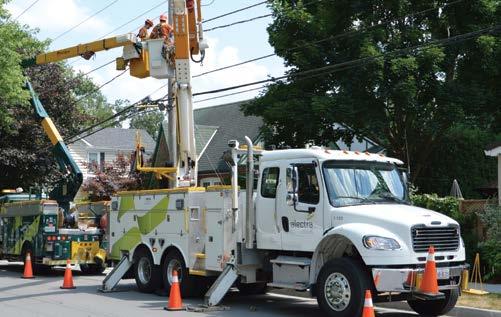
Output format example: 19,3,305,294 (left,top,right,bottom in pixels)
363,236,401,250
